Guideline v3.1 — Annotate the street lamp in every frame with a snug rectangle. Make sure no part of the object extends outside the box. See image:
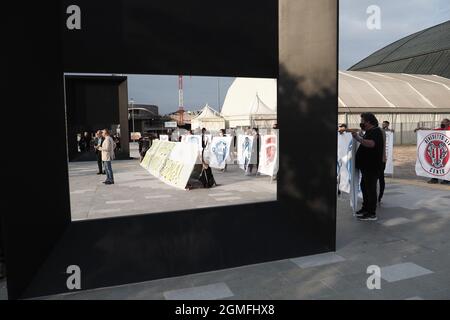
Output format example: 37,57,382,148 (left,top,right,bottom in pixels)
130,98,135,141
